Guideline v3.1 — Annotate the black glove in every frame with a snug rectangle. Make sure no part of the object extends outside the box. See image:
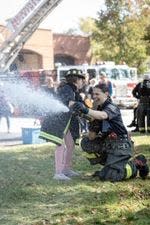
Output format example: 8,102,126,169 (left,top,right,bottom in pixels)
72,102,89,115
